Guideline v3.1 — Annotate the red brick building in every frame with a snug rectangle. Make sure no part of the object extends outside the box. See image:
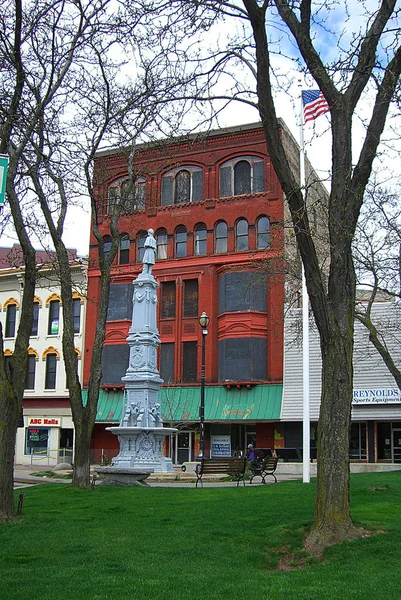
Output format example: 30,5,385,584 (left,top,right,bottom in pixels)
84,122,288,464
